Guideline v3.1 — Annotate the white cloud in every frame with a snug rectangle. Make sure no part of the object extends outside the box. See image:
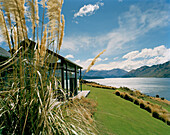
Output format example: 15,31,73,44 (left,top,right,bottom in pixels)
0,31,6,44
75,59,80,63
73,21,79,24
123,51,139,60
113,57,118,60
62,36,93,51
74,1,104,18
75,57,105,69
92,45,170,71
61,4,170,71
65,54,74,59
62,38,79,51
123,45,170,60
103,5,170,56
104,58,108,61
64,5,170,56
